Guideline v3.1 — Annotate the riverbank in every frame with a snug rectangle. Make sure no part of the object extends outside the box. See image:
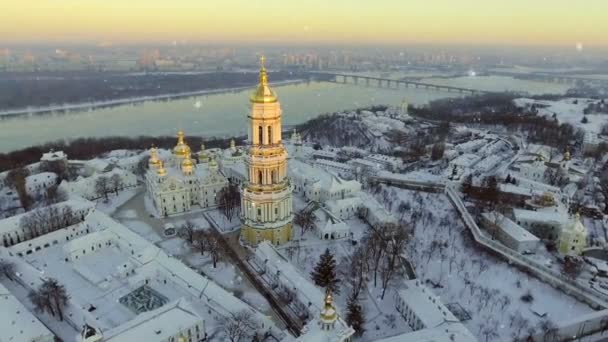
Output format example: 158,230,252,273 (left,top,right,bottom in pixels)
0,79,305,118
